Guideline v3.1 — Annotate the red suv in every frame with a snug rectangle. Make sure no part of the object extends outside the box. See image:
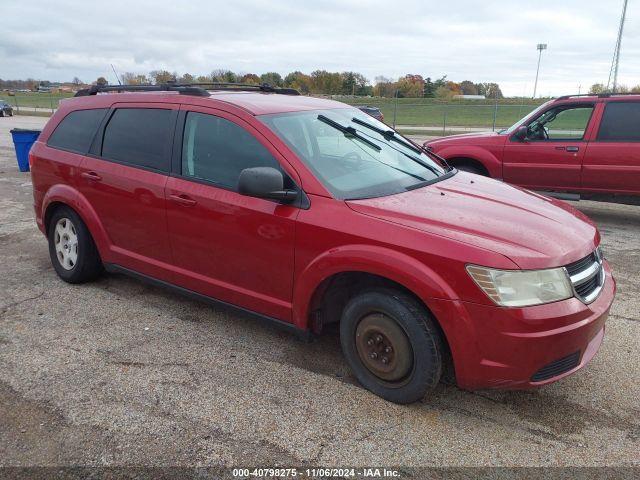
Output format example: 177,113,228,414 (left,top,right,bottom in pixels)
30,83,615,403
424,94,640,201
